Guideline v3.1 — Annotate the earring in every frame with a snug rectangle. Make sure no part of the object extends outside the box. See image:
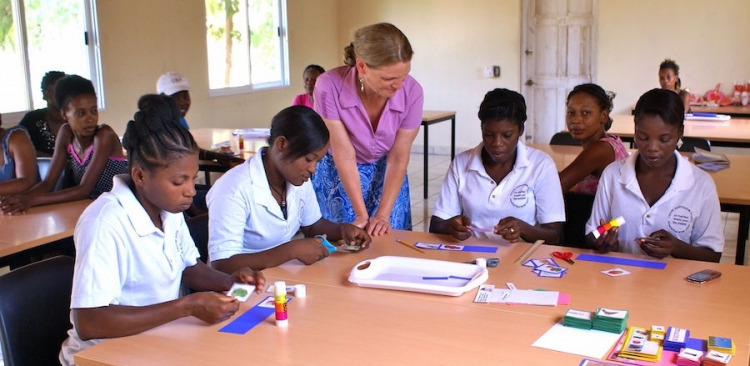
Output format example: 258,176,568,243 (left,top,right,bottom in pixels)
359,78,364,93
676,138,683,149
